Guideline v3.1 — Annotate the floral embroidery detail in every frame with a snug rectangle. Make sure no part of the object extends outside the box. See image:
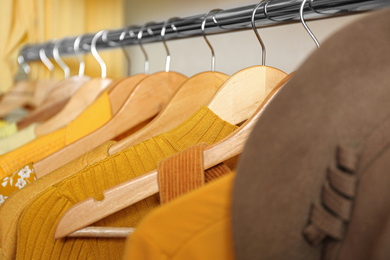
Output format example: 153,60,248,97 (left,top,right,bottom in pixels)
0,163,36,206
